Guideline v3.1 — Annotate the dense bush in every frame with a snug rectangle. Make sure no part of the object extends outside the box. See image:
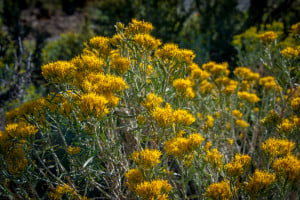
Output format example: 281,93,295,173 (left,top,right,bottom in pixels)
0,19,299,199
